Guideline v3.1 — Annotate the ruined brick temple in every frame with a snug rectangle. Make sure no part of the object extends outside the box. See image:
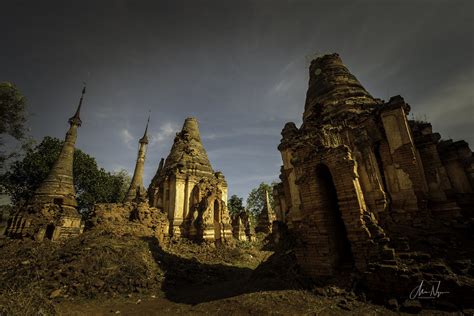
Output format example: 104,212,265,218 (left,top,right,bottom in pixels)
4,88,87,241
148,118,232,243
3,109,231,244
255,190,275,234
88,116,168,241
273,53,474,278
